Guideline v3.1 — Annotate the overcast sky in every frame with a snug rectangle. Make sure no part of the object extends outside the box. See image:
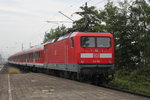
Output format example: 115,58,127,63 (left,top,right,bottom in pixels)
0,0,118,59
